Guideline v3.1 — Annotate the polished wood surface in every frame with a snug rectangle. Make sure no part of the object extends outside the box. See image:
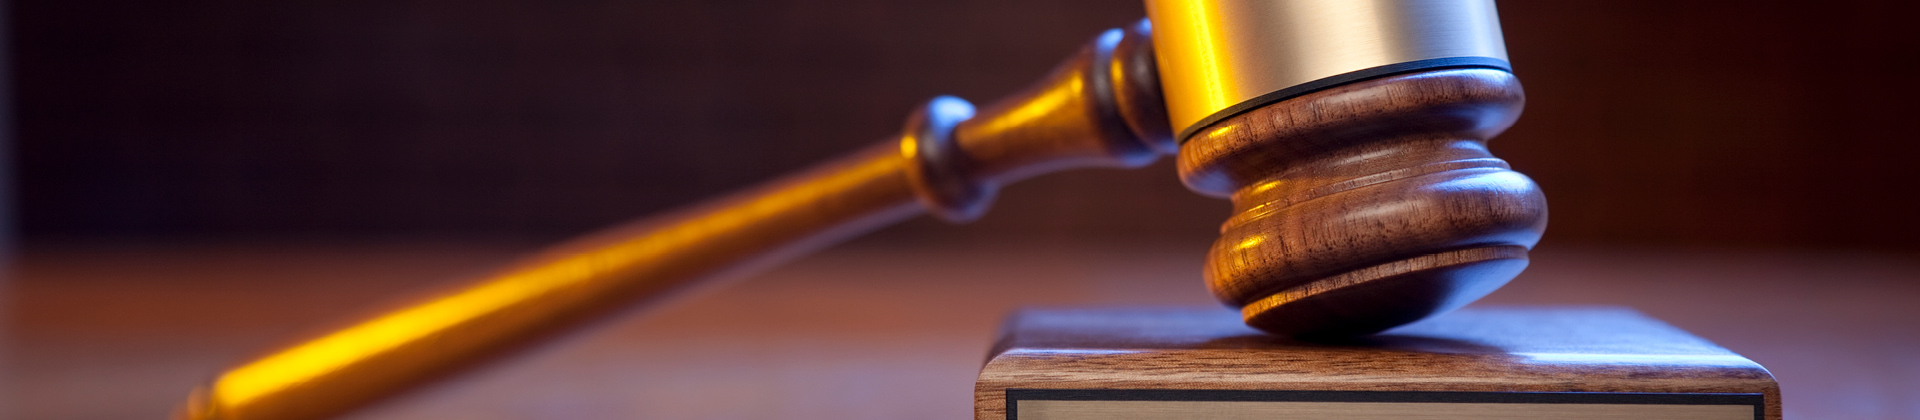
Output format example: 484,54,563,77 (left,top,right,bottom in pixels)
1178,68,1546,338
975,306,1779,420
6,242,1914,419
